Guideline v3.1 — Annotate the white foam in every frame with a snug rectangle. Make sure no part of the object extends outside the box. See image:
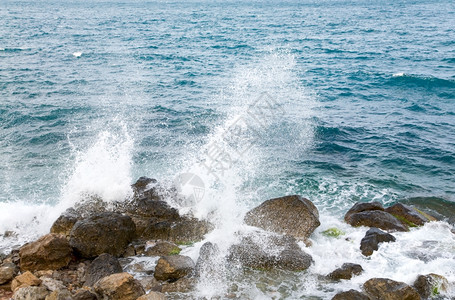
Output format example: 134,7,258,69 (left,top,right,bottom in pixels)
393,72,405,77
72,51,82,57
